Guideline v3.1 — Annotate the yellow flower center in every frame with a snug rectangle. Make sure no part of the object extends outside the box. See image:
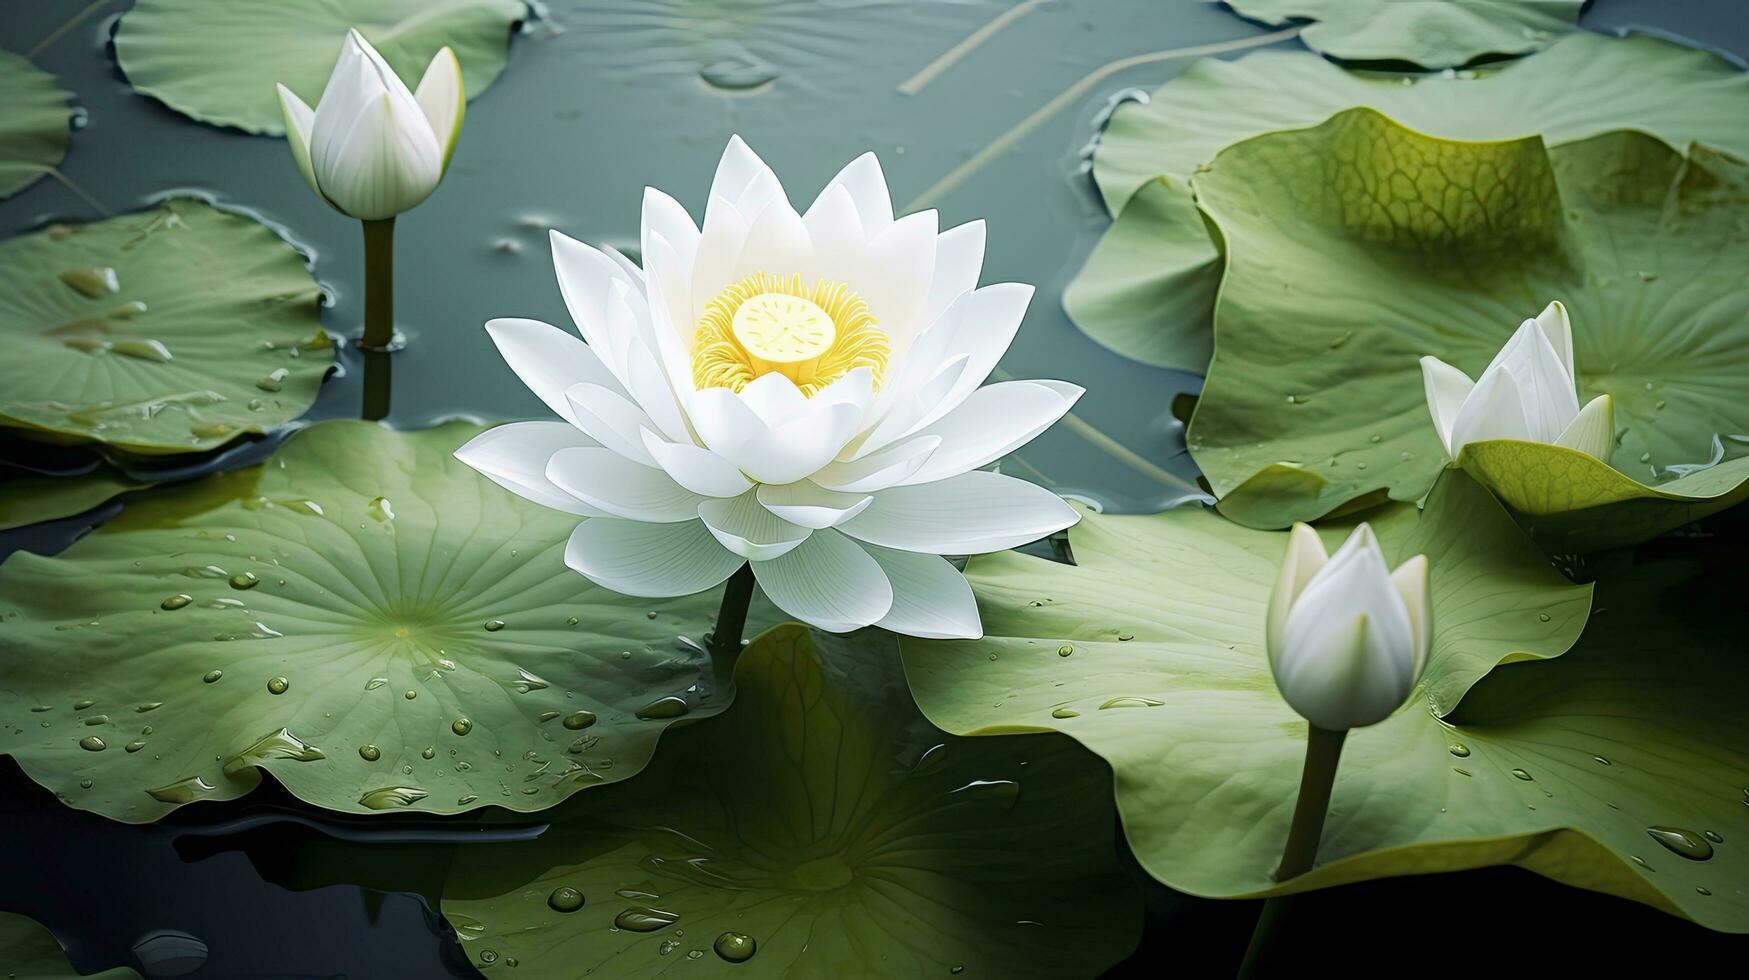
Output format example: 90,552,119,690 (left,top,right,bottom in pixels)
692,272,889,396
